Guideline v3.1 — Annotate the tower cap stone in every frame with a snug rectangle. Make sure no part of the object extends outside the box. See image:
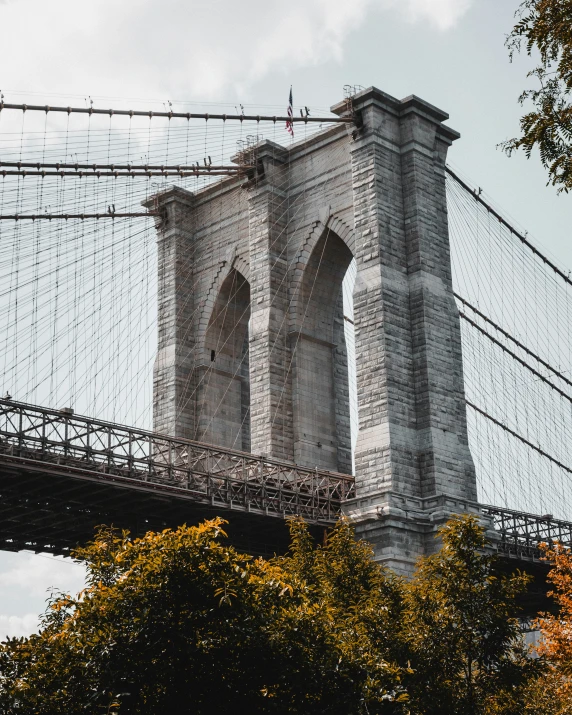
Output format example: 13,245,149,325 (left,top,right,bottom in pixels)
331,86,460,142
